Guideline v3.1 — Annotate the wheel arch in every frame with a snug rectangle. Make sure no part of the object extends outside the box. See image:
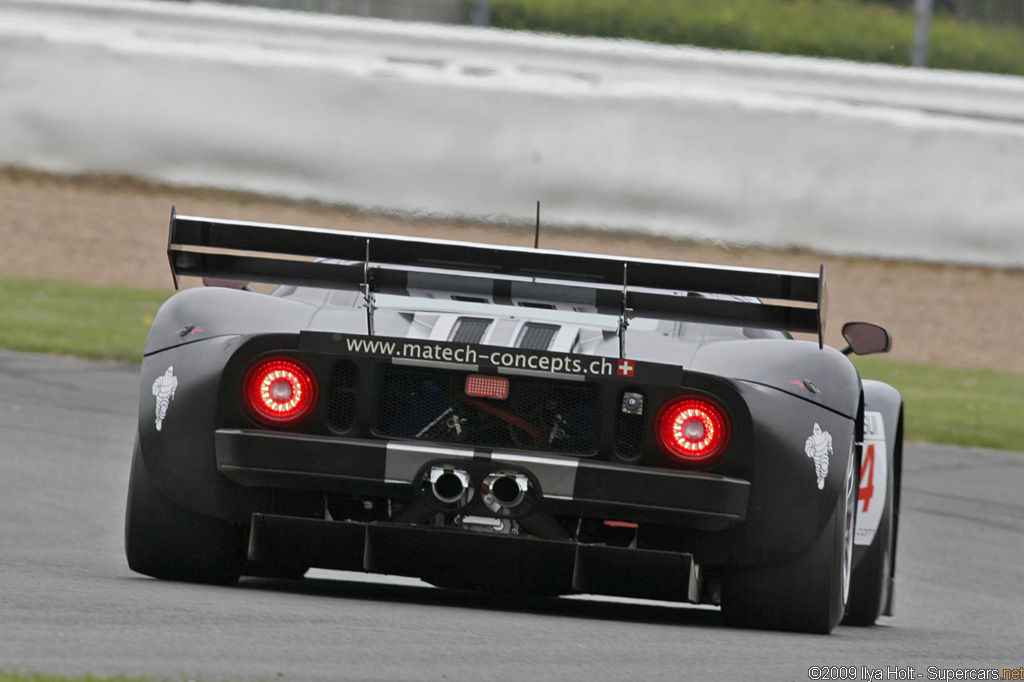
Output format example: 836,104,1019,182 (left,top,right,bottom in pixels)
860,378,904,616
